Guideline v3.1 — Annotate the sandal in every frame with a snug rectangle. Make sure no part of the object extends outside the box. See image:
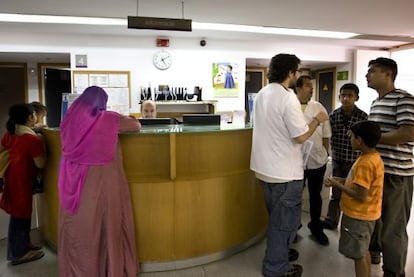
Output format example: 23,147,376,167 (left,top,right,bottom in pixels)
27,243,42,251
11,250,44,266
